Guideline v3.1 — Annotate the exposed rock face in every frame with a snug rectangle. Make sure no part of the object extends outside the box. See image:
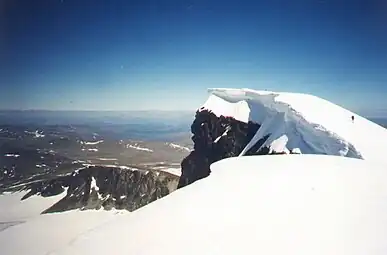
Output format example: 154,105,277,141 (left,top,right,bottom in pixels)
19,166,179,213
178,110,302,188
178,110,263,188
